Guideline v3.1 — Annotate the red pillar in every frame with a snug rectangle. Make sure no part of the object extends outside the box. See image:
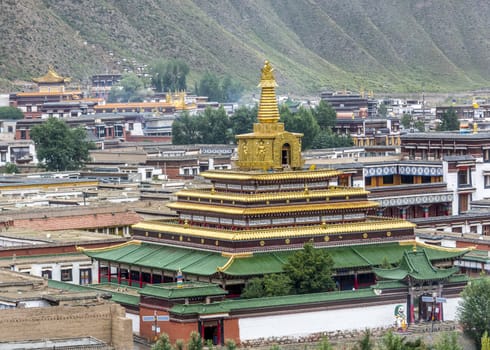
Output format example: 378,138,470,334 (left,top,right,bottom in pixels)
139,269,143,288
150,272,153,284
117,267,121,284
128,268,132,287
107,262,111,283
217,319,221,345
98,262,101,284
353,273,359,290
